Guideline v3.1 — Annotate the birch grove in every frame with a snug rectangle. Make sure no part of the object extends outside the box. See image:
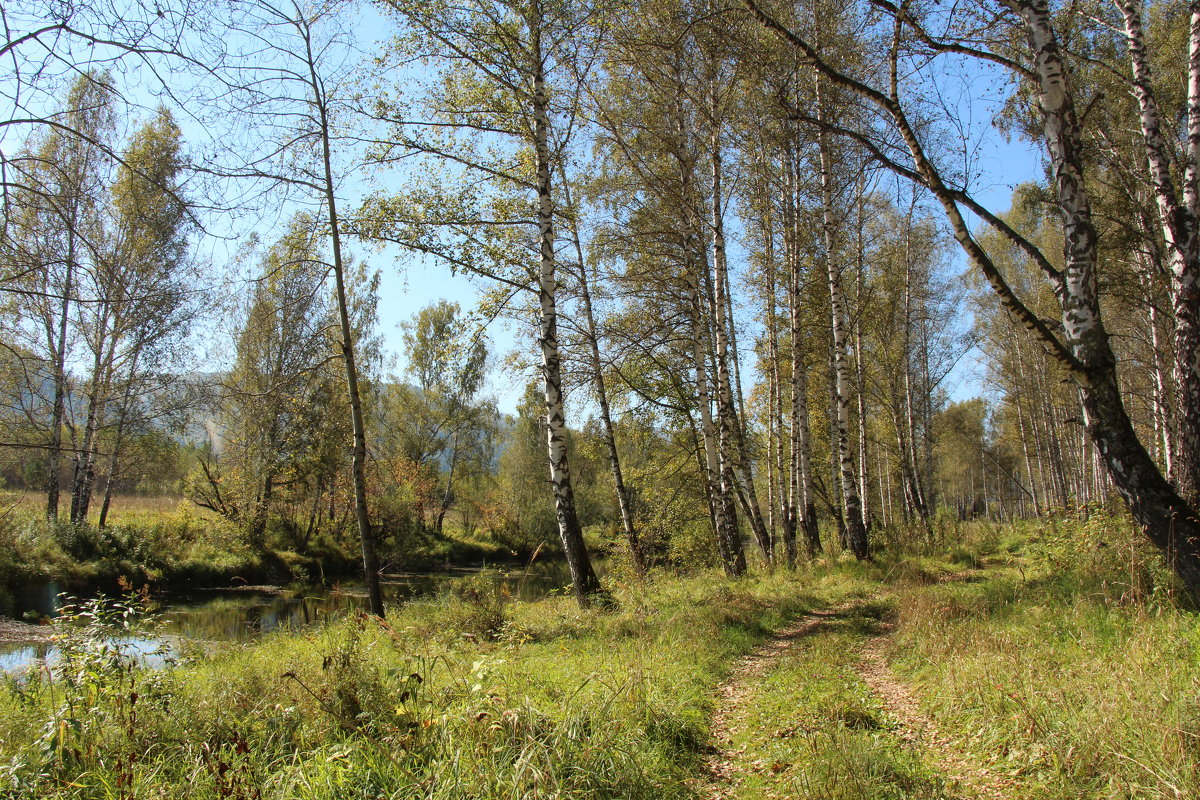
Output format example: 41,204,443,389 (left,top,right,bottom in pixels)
4,0,1200,599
